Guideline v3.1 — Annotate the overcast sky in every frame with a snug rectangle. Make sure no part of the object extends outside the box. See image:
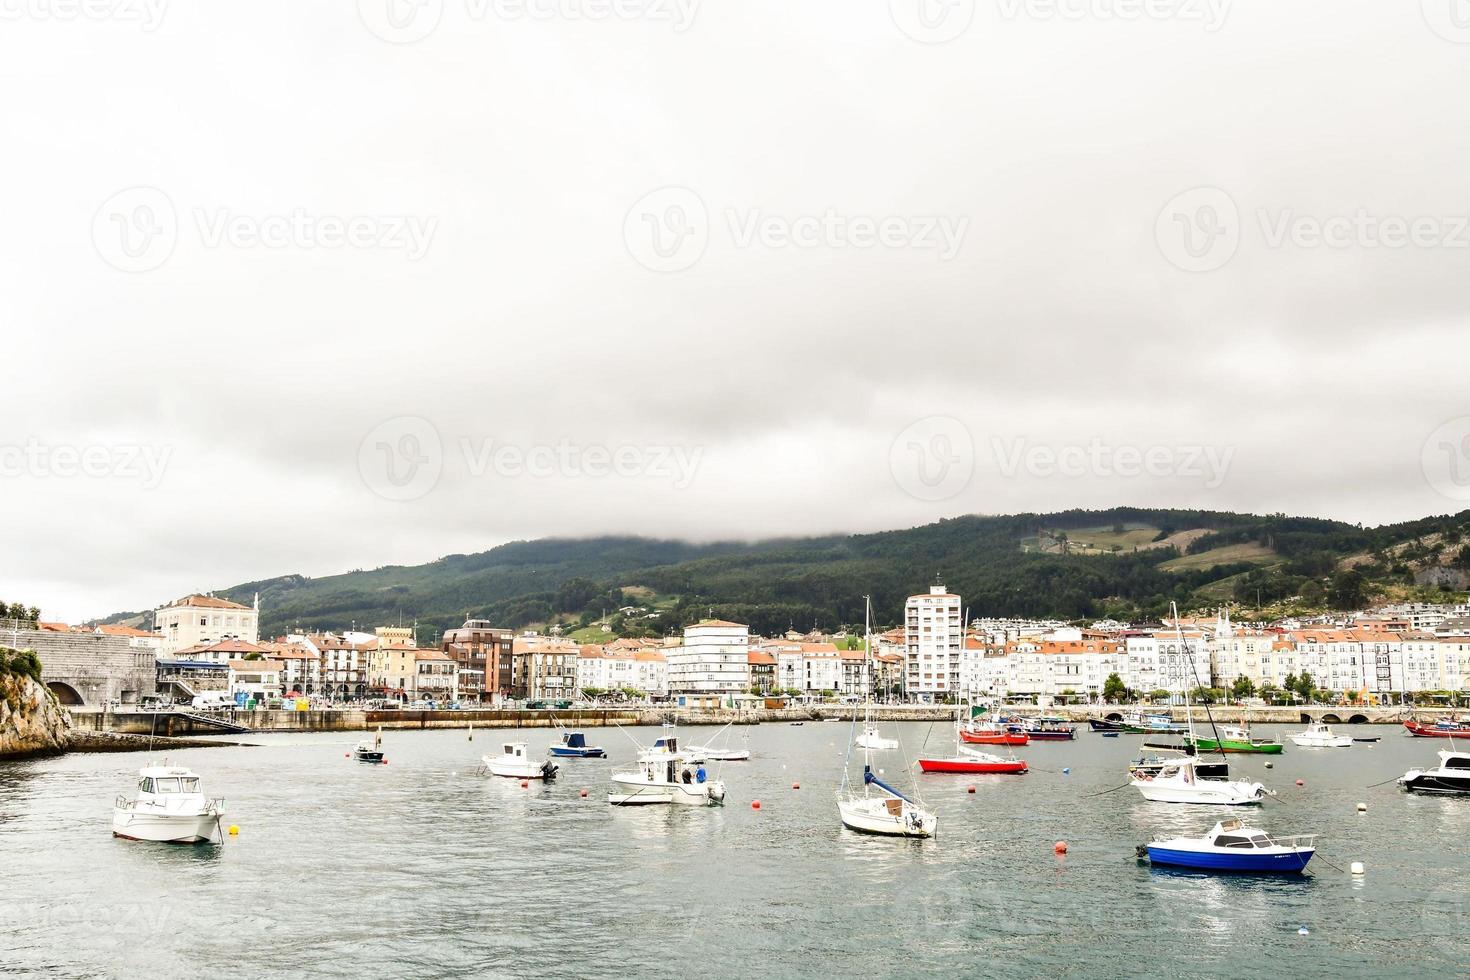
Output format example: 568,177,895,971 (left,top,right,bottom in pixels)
3,1,1470,622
